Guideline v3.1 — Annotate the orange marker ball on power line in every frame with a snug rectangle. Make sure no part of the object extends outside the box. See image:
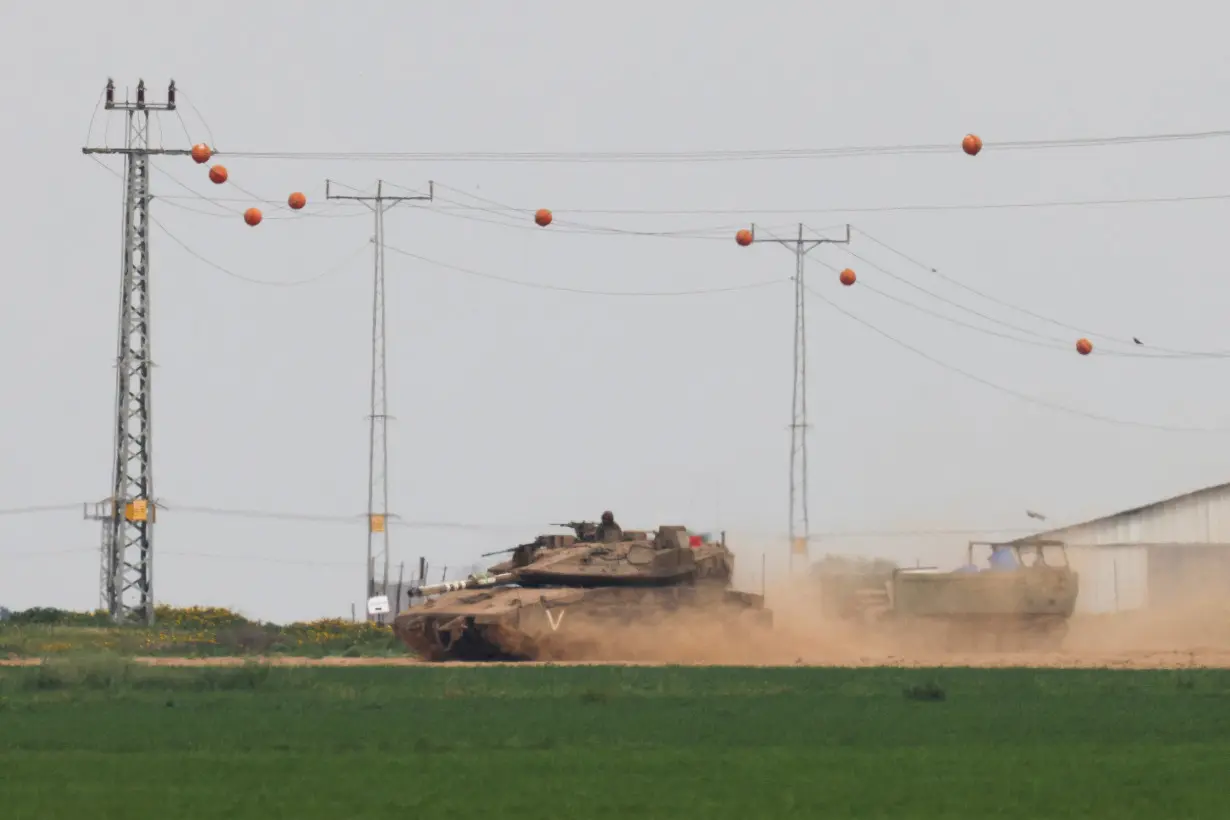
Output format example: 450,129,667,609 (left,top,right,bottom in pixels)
735,229,753,246
839,268,856,286
208,165,228,184
962,134,983,156
287,192,307,210
534,208,552,227
243,207,263,226
1076,337,1093,355
191,143,212,164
